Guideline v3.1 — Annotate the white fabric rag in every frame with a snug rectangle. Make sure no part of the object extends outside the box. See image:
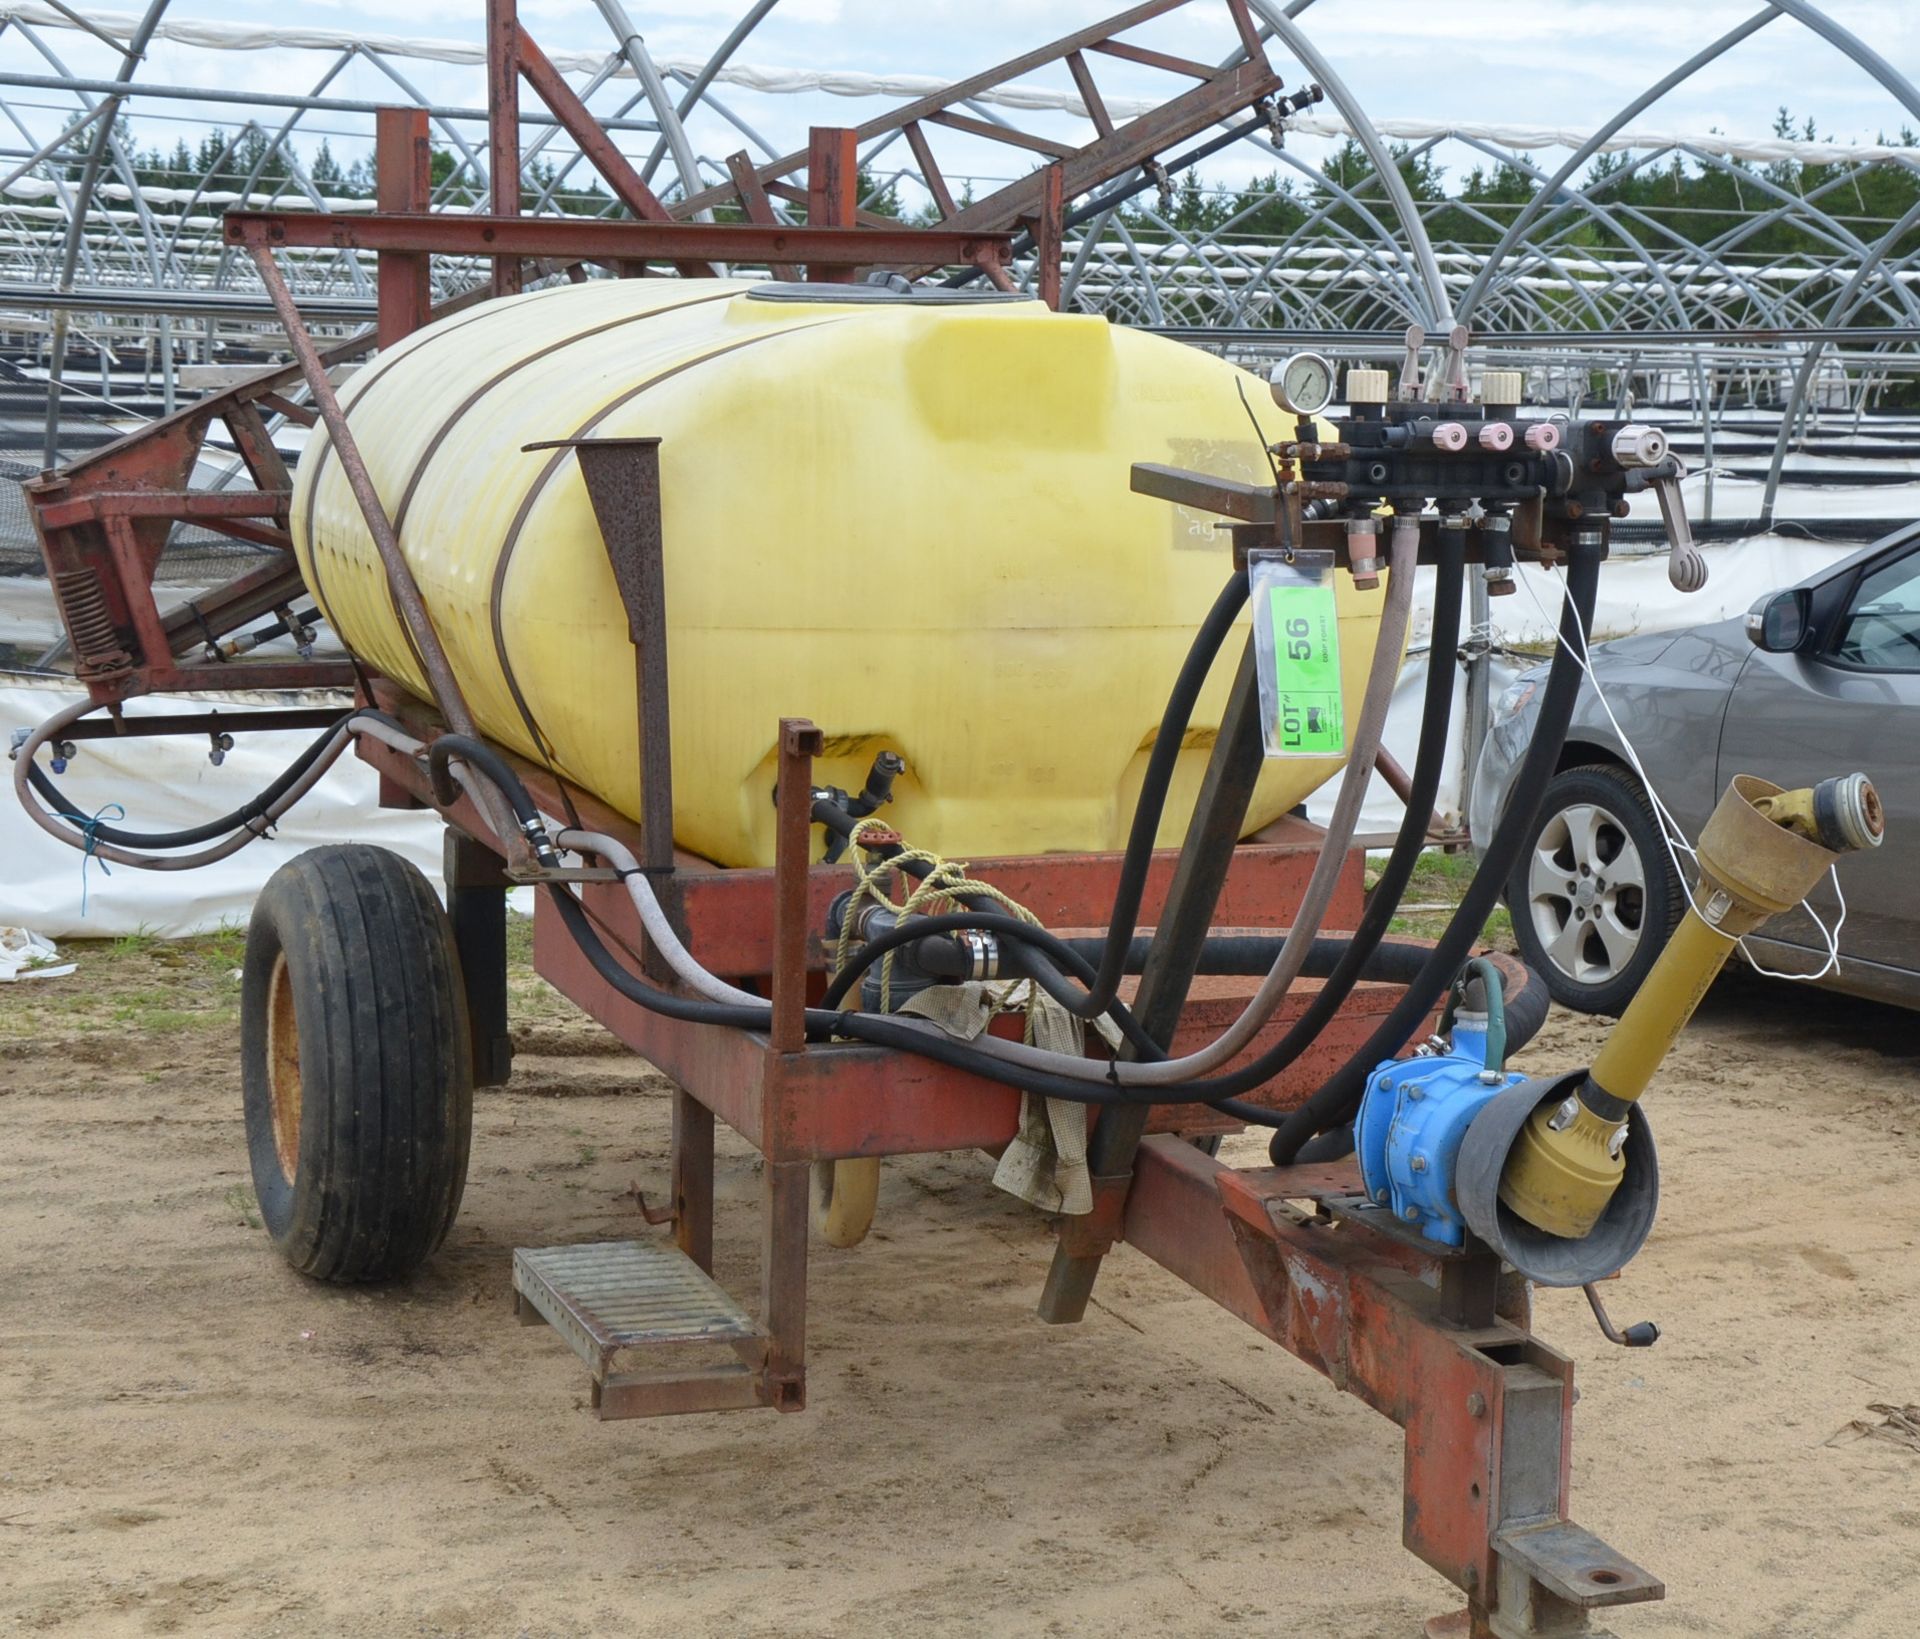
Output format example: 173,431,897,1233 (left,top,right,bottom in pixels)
897,981,1120,1216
